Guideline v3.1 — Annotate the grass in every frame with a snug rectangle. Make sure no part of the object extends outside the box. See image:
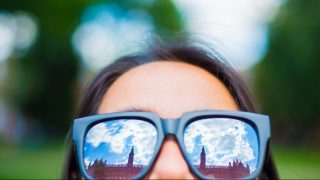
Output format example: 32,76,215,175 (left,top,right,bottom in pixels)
0,143,319,179
272,145,320,179
0,143,66,179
